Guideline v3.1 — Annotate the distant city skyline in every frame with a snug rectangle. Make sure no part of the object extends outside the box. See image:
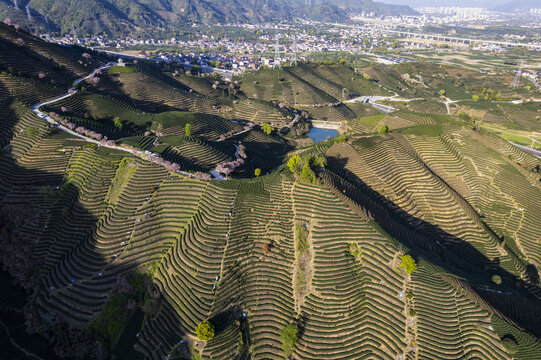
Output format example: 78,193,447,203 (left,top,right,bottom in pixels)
381,0,521,9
